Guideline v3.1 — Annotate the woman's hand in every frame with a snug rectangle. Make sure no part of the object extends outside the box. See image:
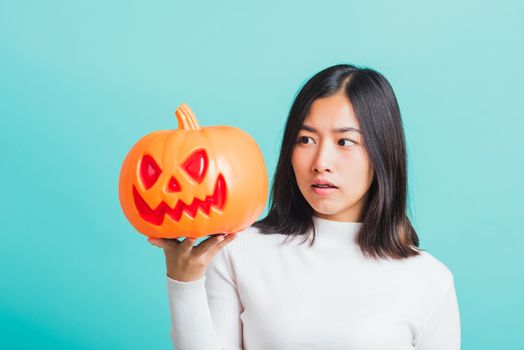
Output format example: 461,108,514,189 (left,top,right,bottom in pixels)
147,233,237,282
